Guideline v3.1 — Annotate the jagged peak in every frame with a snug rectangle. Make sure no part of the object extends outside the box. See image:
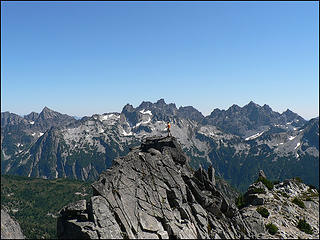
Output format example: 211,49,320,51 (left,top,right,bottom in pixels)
230,103,241,108
282,108,295,115
245,101,260,108
209,108,223,116
281,108,299,116
121,103,134,113
281,109,305,121
137,101,153,110
178,105,204,116
42,106,54,113
262,104,272,111
38,107,60,119
283,108,292,113
156,98,166,105
27,111,39,115
228,104,241,111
